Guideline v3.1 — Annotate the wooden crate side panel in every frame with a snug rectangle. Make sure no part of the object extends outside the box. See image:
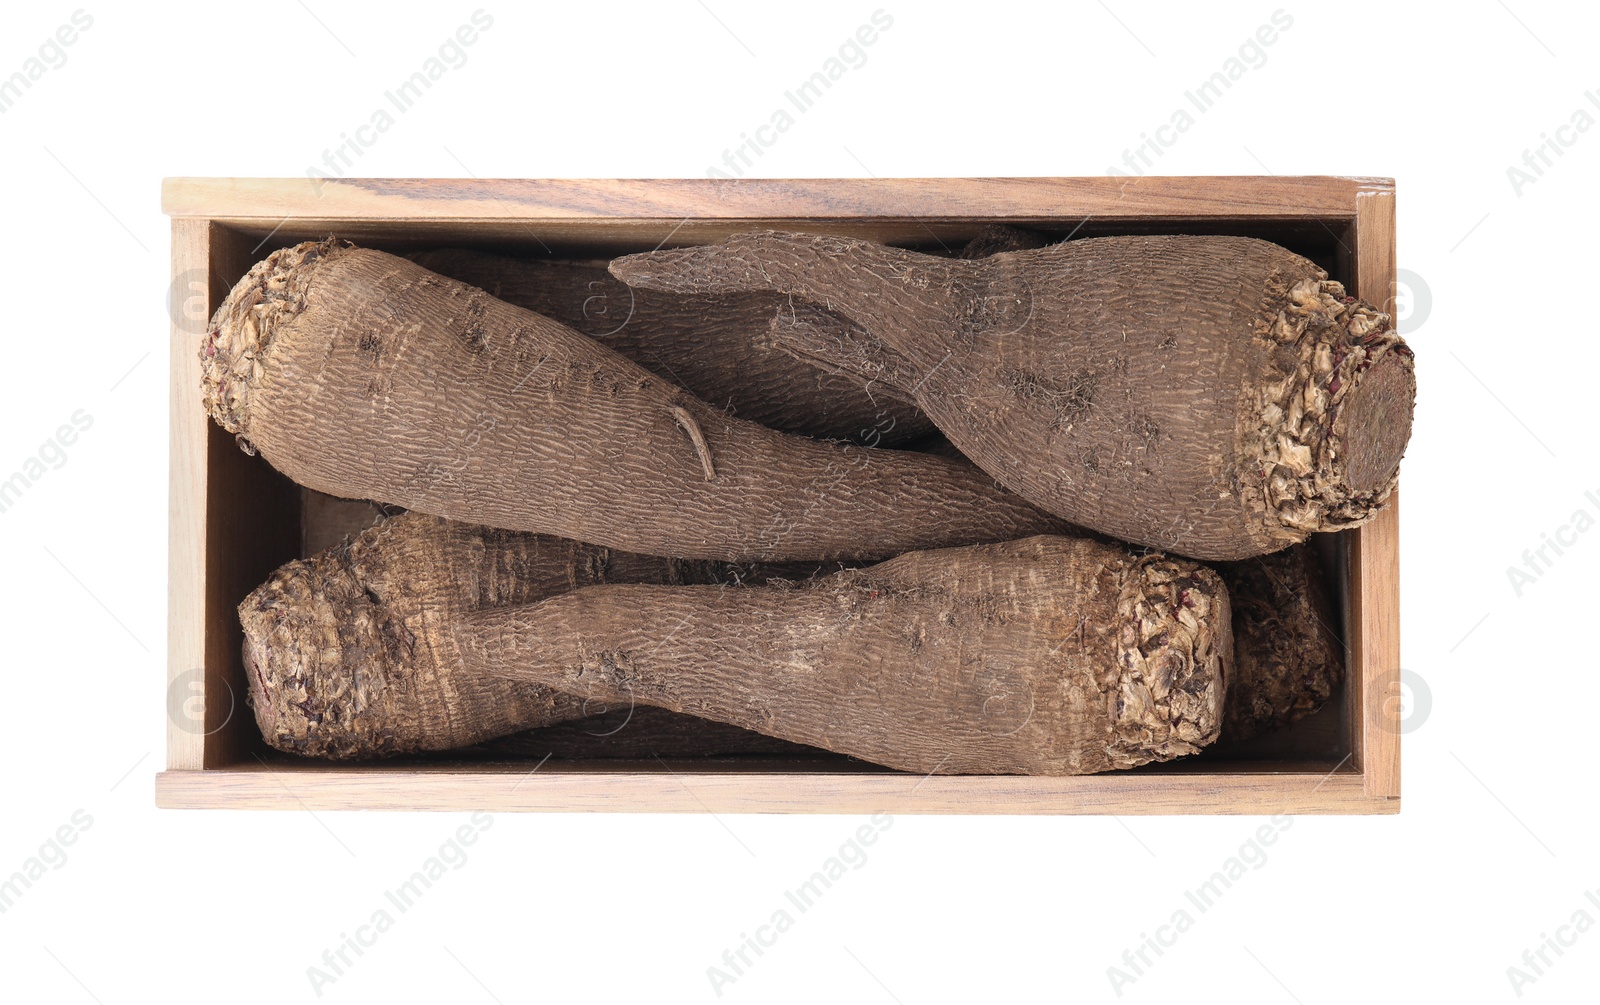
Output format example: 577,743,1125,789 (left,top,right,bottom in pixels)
1349,189,1402,800
198,226,303,768
167,219,211,770
156,767,1391,815
162,176,1381,226
171,221,292,768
